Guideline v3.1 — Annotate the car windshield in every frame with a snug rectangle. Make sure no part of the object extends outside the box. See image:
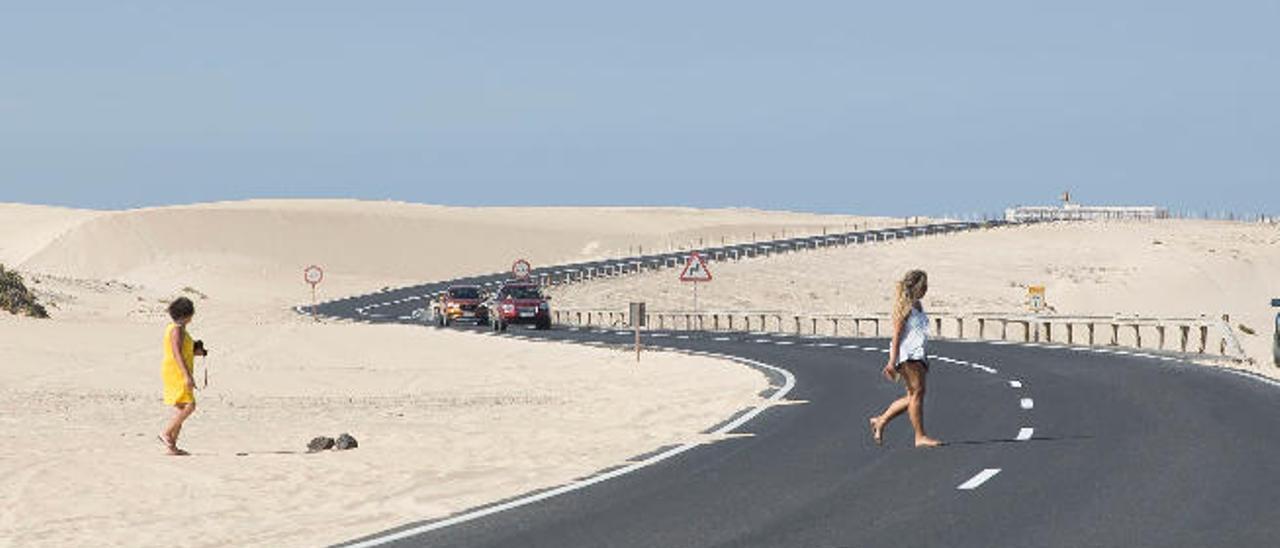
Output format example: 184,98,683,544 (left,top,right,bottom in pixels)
449,287,481,299
502,286,542,300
